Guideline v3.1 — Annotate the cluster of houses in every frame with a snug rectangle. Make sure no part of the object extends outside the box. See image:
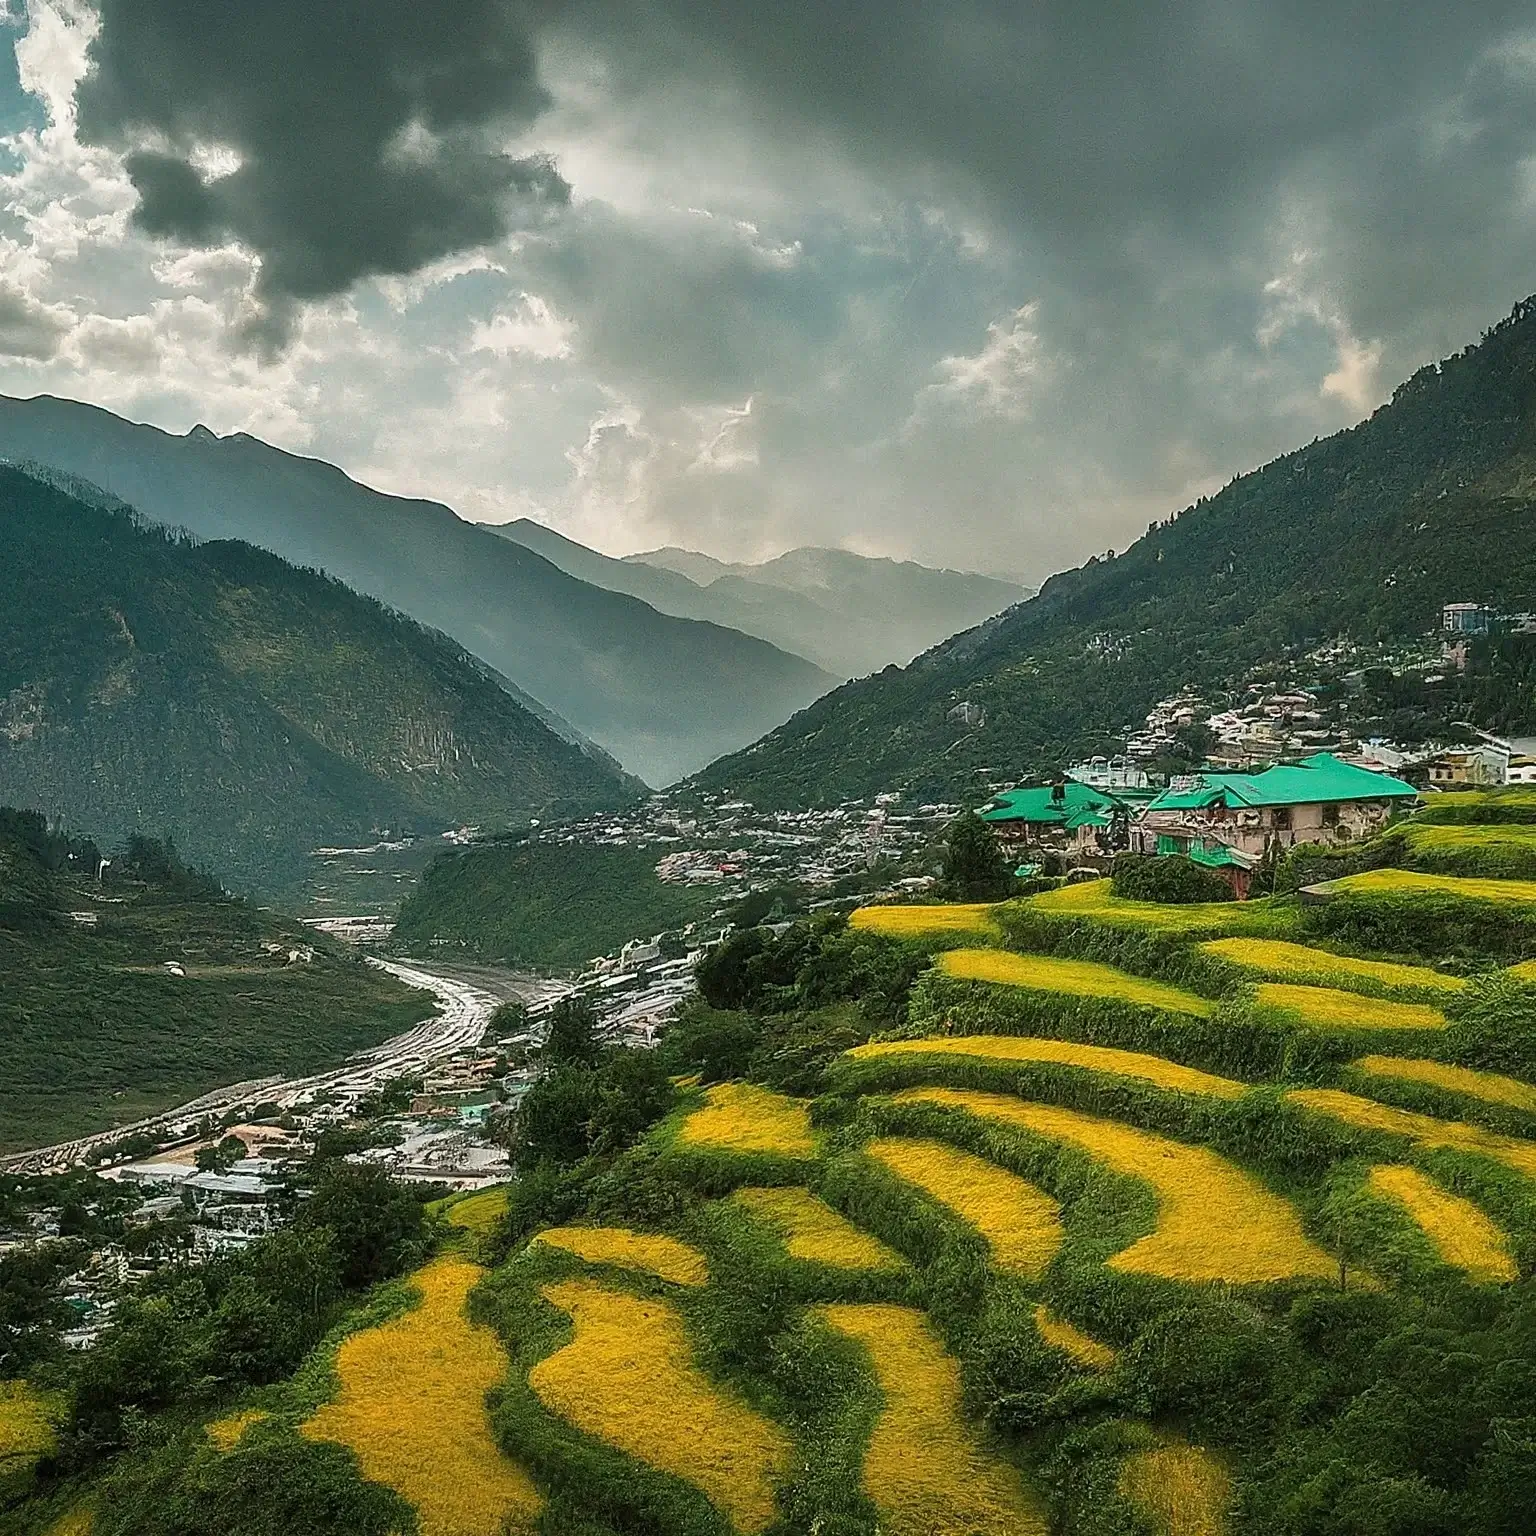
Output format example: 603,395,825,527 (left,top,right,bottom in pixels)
979,751,1420,898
